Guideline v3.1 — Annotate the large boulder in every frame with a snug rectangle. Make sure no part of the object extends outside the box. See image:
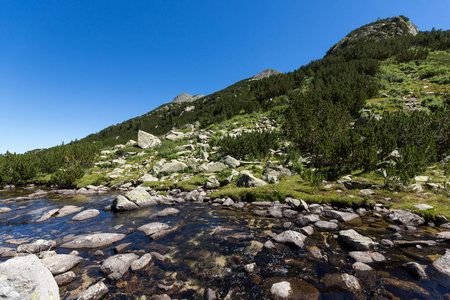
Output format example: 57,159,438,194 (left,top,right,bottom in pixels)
60,233,126,249
159,160,188,174
433,249,450,277
138,130,161,149
0,255,60,299
206,162,228,173
125,187,157,208
222,155,240,168
112,195,140,211
237,171,267,188
273,230,307,248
